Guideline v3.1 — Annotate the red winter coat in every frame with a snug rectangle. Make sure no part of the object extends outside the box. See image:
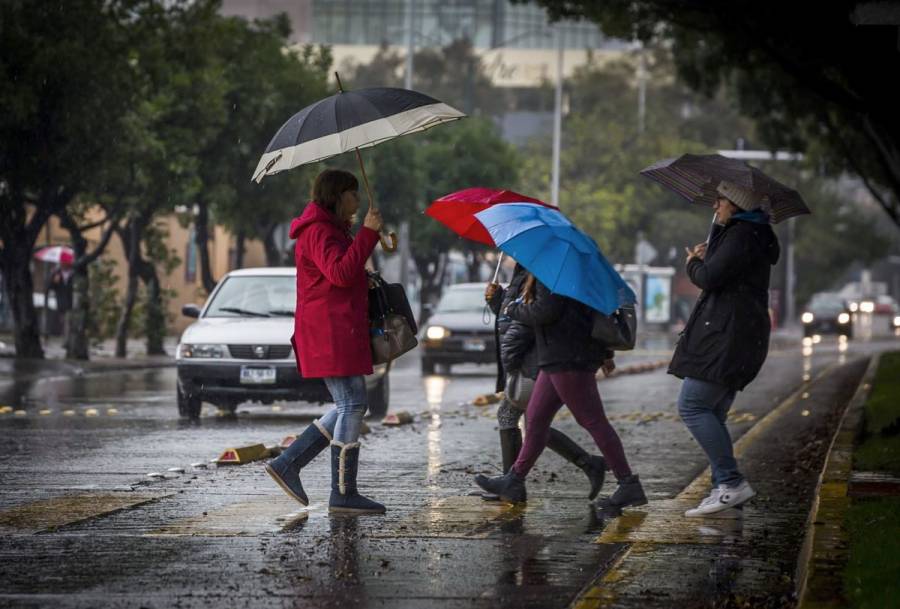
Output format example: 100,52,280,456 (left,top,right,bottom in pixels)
289,202,379,378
